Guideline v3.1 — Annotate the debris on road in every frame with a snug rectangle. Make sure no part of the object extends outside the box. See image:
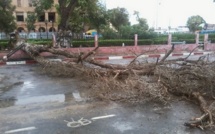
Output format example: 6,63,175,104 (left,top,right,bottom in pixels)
3,40,215,130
